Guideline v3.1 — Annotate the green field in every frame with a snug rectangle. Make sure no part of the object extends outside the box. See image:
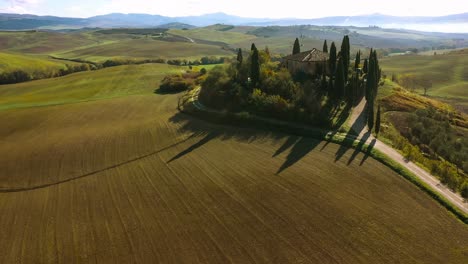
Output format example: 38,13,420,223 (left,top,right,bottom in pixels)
0,52,79,74
380,50,468,111
0,63,180,110
56,38,235,62
0,66,468,263
0,30,236,63
0,31,97,54
169,27,256,44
